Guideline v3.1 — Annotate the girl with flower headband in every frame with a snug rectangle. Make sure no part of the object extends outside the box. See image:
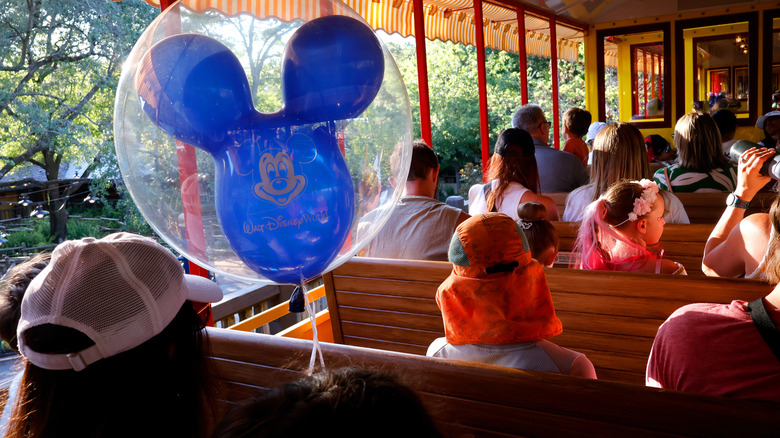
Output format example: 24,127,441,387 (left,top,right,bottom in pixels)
573,179,687,275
